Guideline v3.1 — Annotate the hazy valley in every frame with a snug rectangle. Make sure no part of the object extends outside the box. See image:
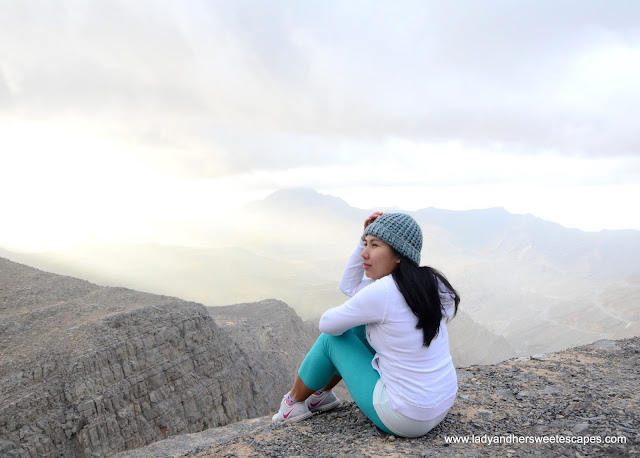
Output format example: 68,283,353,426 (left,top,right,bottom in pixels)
2,188,639,358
